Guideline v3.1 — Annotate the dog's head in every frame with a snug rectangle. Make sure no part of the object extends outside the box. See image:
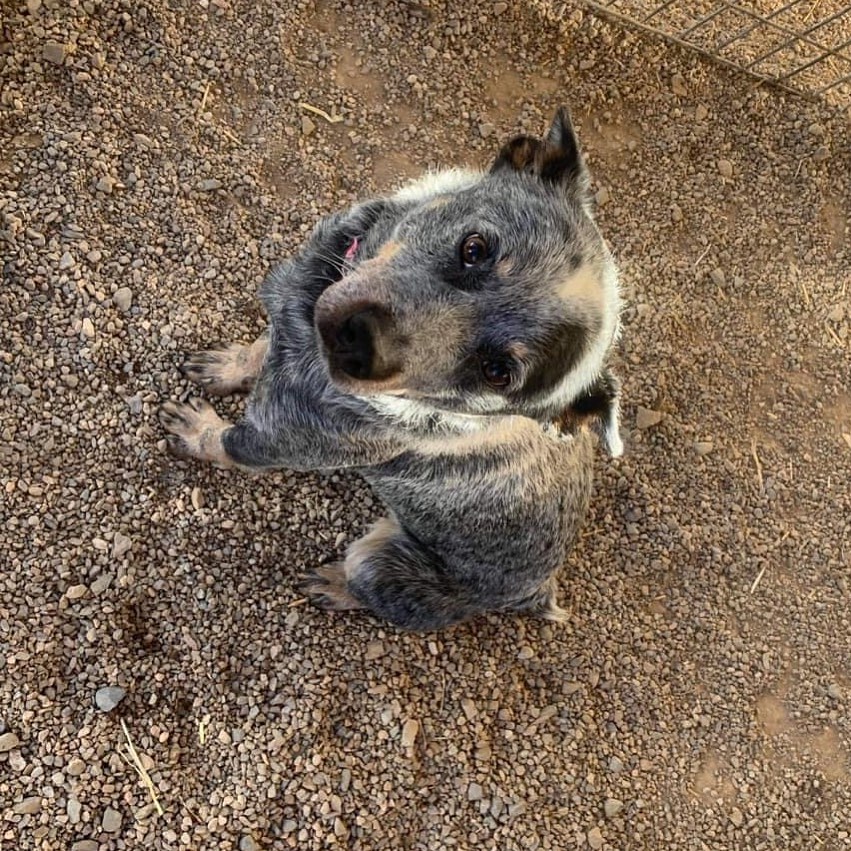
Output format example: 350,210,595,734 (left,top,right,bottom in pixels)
315,108,620,423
